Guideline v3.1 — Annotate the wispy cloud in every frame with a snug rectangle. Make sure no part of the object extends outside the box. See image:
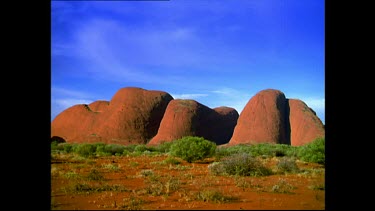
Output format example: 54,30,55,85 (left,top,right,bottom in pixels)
211,88,242,96
171,93,208,99
54,99,93,109
53,15,255,86
287,95,325,123
51,86,98,121
52,87,95,99
303,98,325,111
205,87,253,114
61,18,208,84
